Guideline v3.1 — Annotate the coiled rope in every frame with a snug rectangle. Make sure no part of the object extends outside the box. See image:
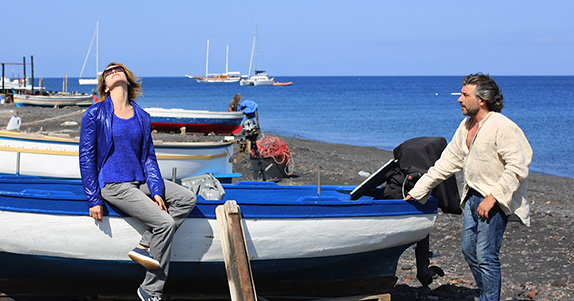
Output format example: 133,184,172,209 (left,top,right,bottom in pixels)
253,136,294,176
